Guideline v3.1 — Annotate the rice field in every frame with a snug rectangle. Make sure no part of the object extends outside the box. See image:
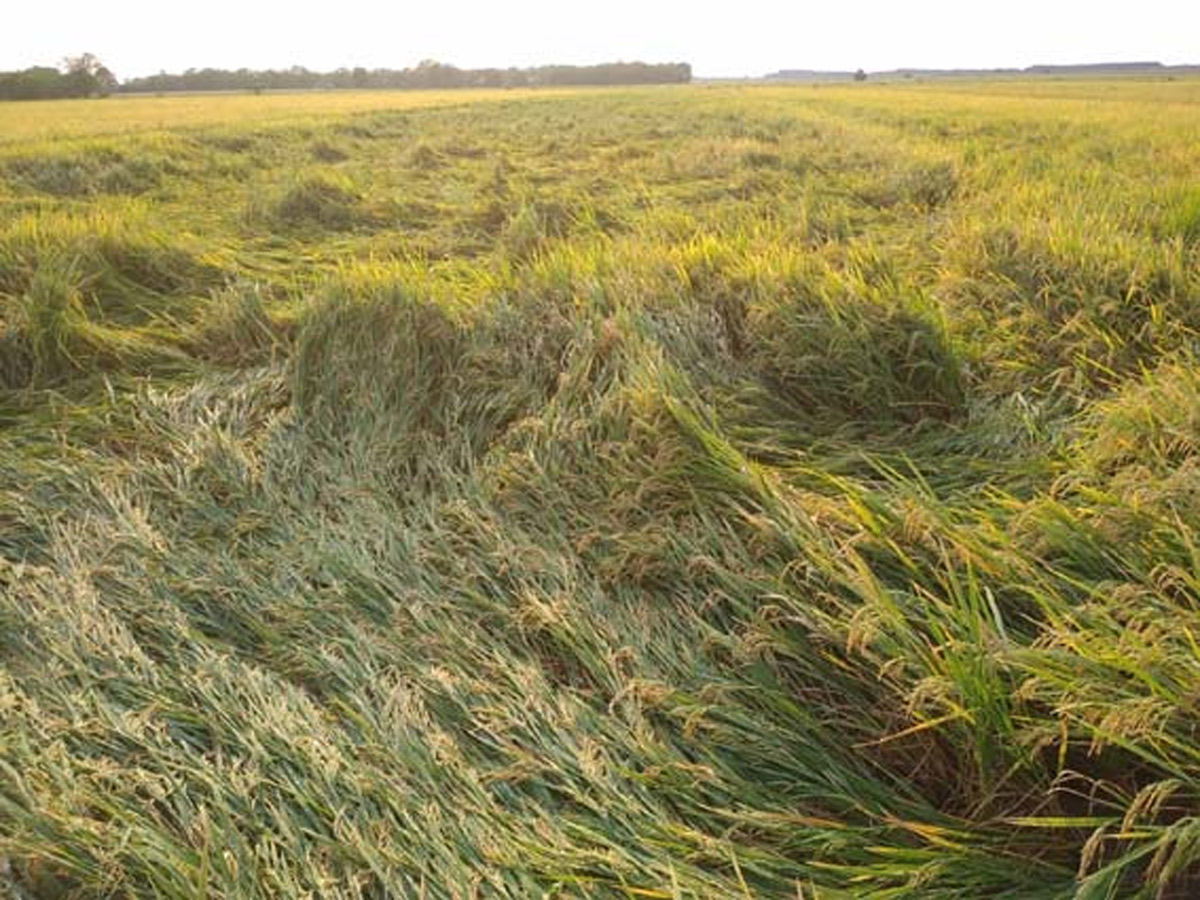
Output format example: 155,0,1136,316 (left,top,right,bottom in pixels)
0,88,589,144
2,80,1200,897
